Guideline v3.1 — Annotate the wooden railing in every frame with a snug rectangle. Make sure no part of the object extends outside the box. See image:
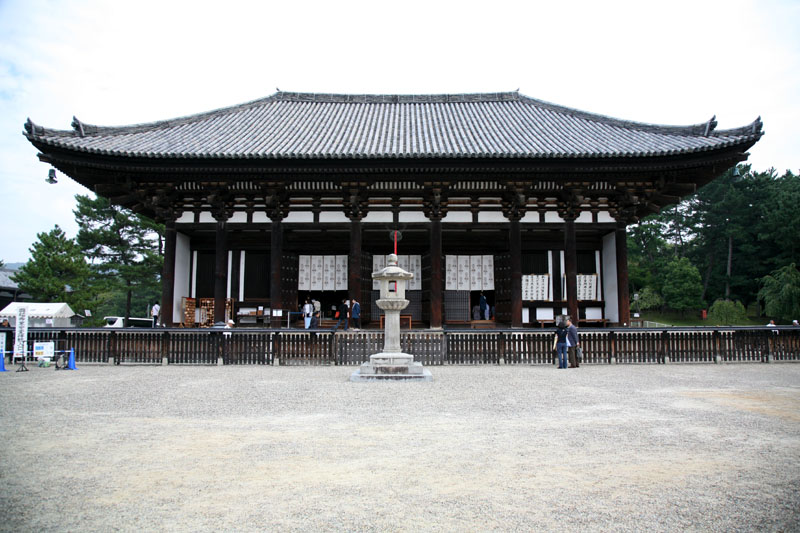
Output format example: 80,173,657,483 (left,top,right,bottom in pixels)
2,327,799,366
